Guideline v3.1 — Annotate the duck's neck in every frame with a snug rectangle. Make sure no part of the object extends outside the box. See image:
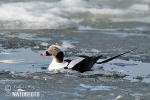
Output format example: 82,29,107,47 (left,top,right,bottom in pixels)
51,57,63,63
55,51,64,63
49,57,67,71
55,58,63,63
